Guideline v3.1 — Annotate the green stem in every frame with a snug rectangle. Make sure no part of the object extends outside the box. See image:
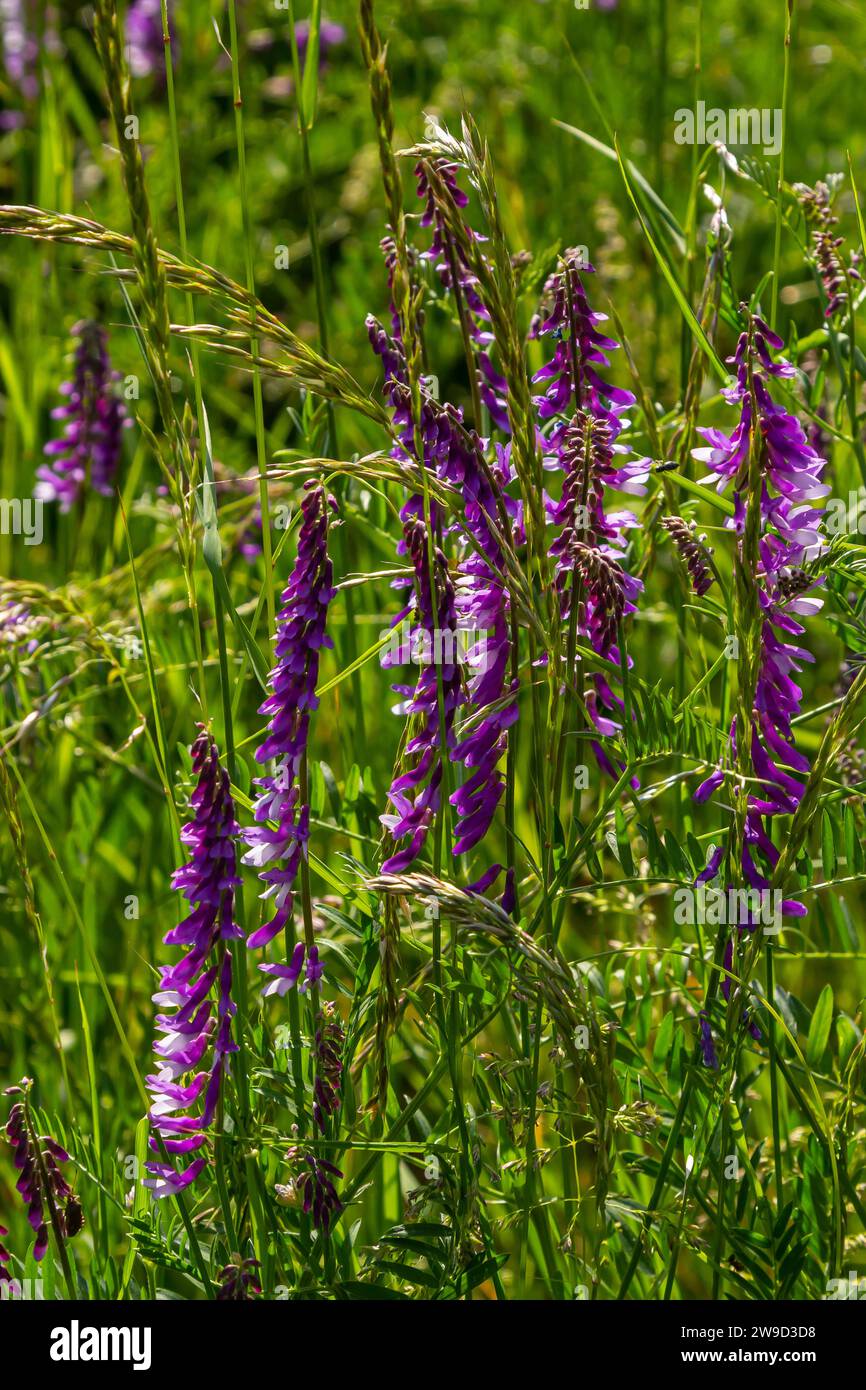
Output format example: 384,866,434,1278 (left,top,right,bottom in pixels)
771,2,795,332
227,0,276,648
